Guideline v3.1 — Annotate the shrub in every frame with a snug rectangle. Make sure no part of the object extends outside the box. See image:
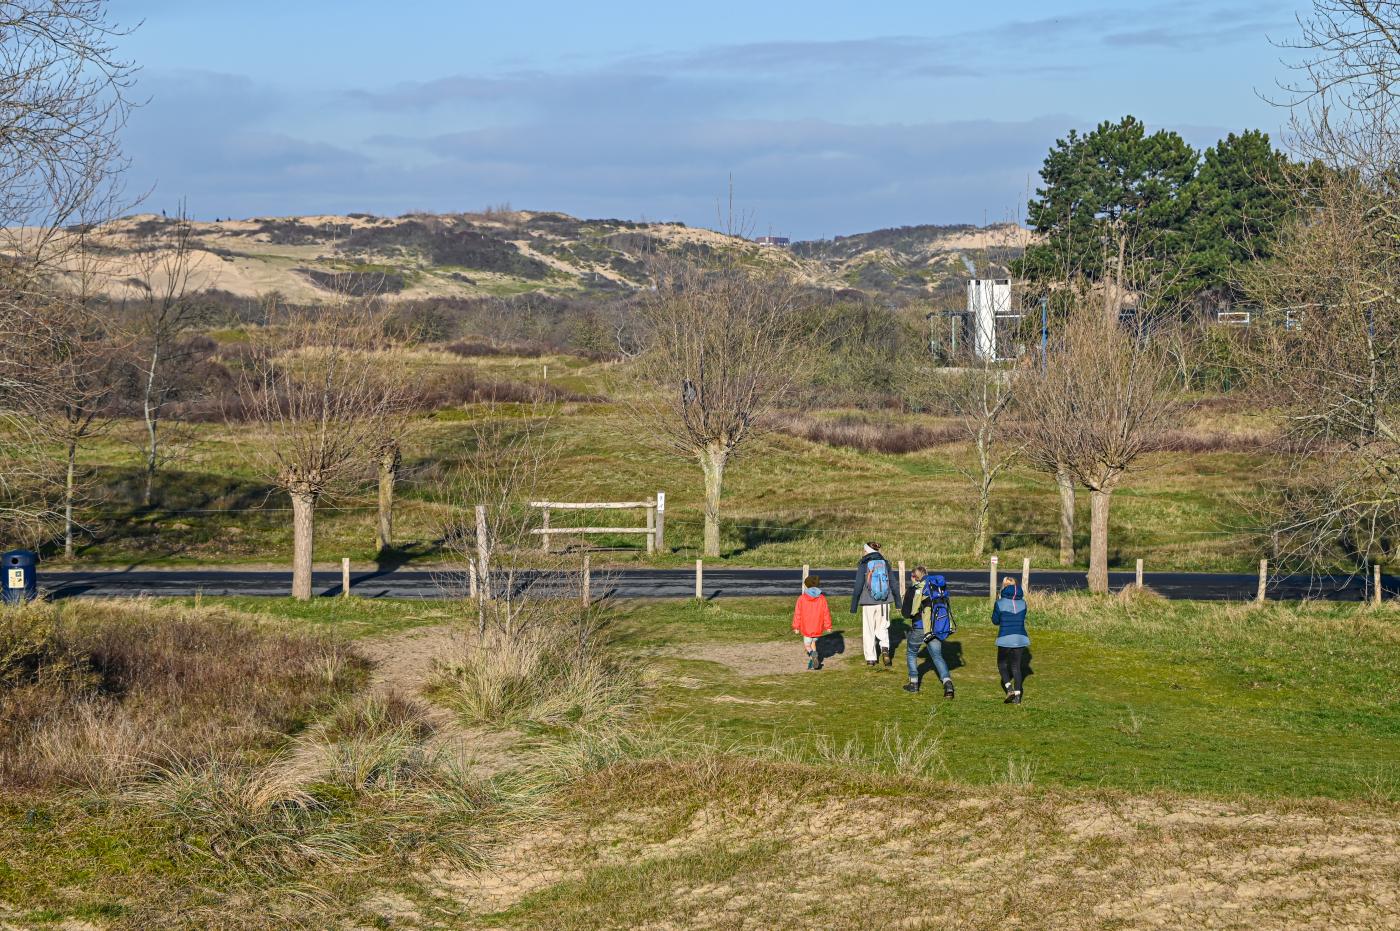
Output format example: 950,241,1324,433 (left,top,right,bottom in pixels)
777,413,961,453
